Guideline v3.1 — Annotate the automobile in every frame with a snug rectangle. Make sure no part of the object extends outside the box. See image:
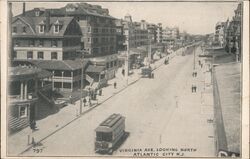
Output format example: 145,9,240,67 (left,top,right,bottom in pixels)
141,66,152,78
